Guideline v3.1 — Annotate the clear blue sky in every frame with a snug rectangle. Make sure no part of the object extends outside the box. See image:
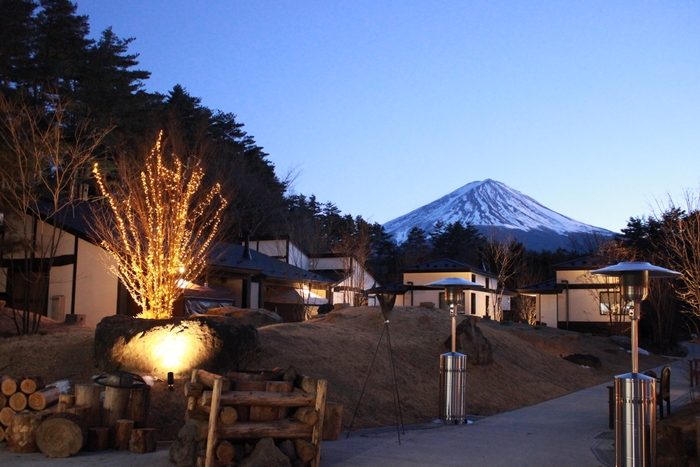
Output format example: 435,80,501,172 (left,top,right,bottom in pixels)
77,0,700,234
